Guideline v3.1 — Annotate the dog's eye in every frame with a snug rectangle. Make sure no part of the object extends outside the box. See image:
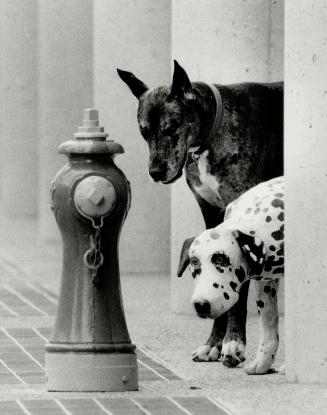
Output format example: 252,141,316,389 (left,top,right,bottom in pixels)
211,252,230,268
190,257,200,267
